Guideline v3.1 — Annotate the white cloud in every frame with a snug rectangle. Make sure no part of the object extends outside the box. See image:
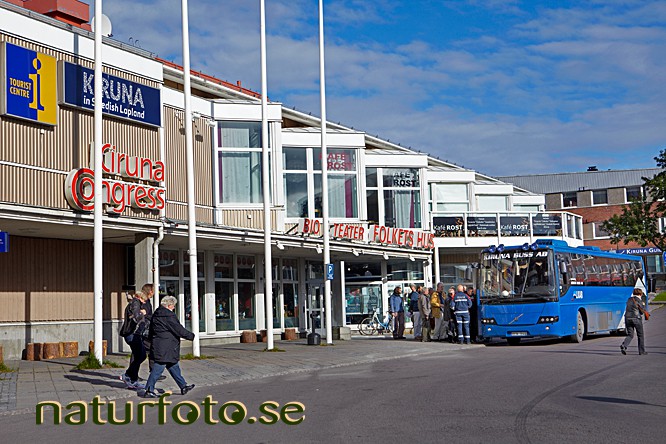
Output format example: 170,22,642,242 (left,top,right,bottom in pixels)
84,0,665,175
